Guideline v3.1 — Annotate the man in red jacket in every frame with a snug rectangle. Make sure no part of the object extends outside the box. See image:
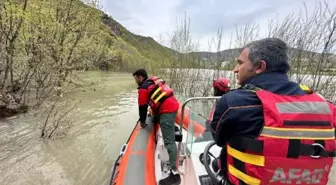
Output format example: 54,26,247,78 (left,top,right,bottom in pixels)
195,77,231,143
208,77,231,121
132,69,181,185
